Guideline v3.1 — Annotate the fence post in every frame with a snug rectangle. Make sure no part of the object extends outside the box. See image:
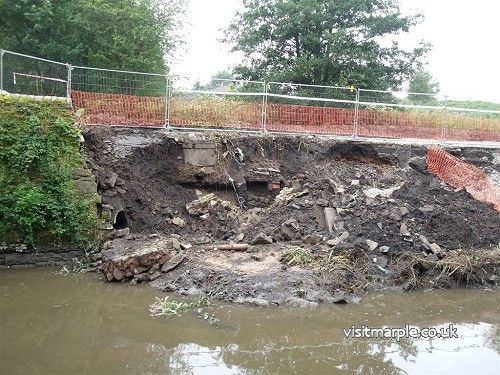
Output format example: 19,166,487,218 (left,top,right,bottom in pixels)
261,81,268,133
0,49,4,94
66,64,72,100
440,95,448,144
165,77,171,129
353,88,360,138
